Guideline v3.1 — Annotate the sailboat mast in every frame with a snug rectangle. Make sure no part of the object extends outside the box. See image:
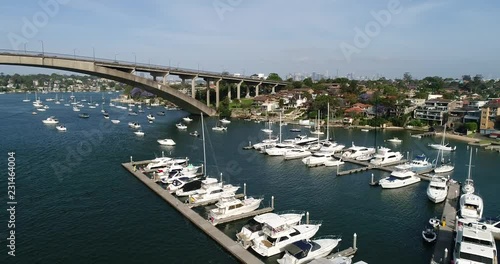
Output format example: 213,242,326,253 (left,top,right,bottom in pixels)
467,148,473,180
317,110,320,143
326,102,330,141
279,111,282,143
201,113,207,177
